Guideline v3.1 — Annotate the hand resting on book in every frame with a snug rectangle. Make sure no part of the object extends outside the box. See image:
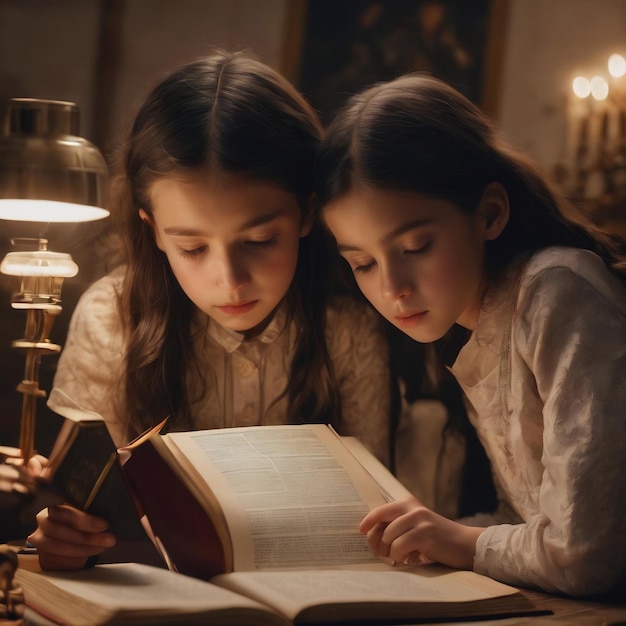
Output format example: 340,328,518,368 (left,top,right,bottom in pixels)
360,496,483,571
28,504,116,570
